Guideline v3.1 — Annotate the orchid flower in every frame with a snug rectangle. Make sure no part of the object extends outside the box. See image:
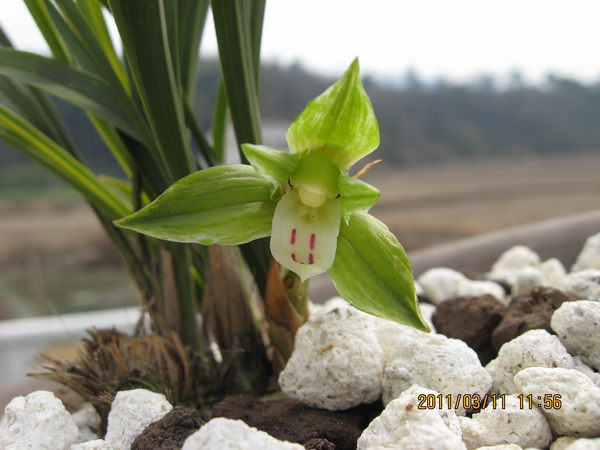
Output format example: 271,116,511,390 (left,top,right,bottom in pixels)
116,60,429,330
